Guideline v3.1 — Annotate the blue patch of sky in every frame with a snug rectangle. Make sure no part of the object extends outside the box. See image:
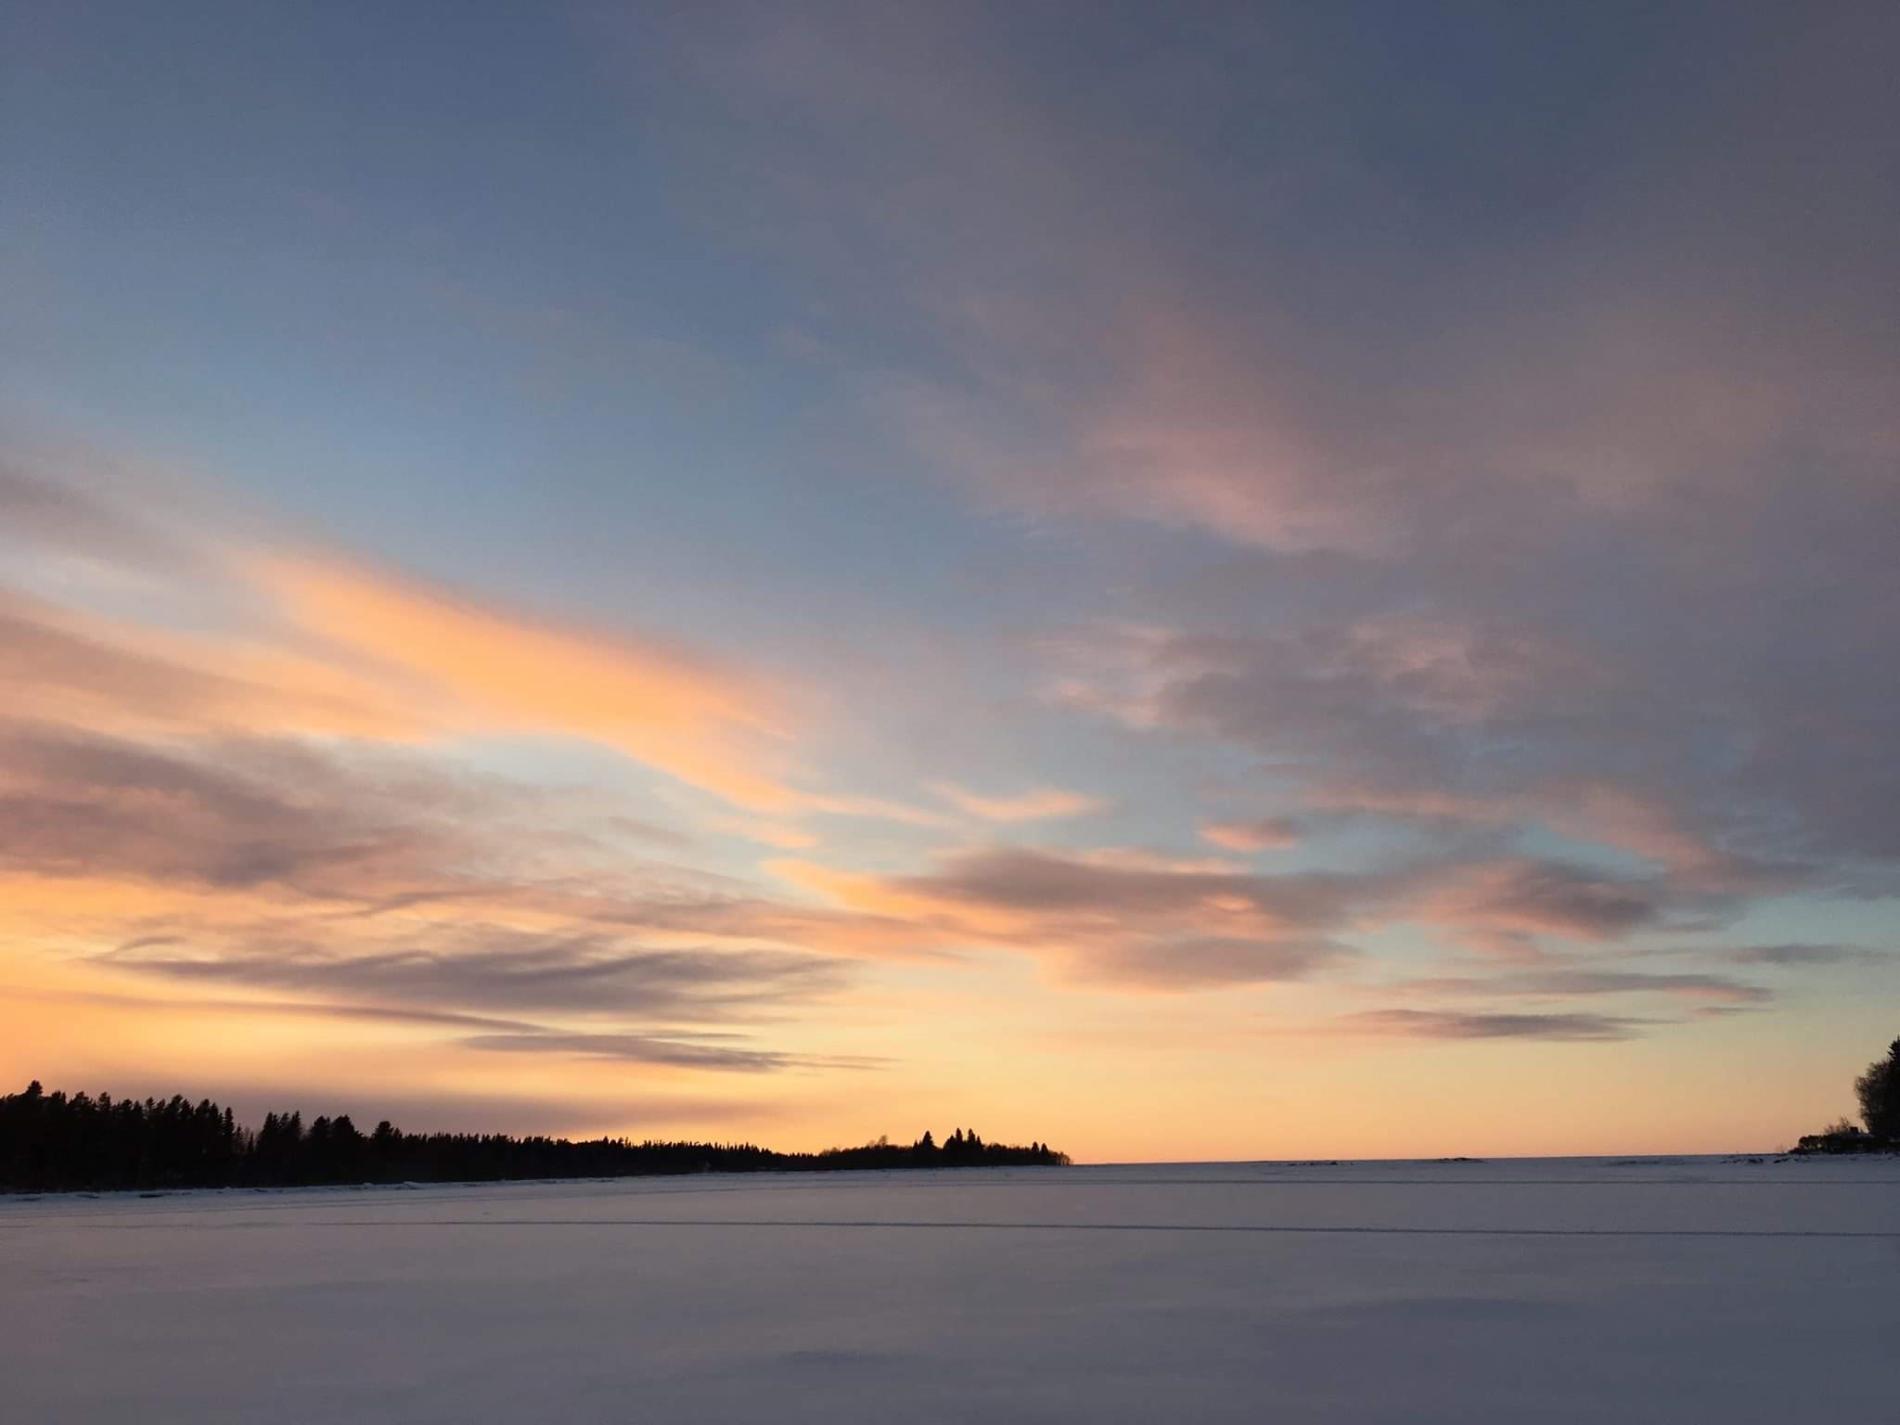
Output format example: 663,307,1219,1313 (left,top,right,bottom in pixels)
6,2,1128,659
